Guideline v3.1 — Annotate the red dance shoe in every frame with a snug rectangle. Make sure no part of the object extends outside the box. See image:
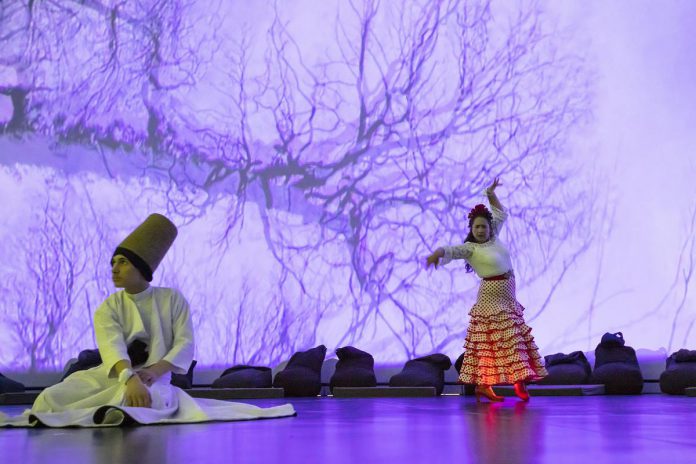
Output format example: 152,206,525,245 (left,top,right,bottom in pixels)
513,381,530,402
475,385,504,403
